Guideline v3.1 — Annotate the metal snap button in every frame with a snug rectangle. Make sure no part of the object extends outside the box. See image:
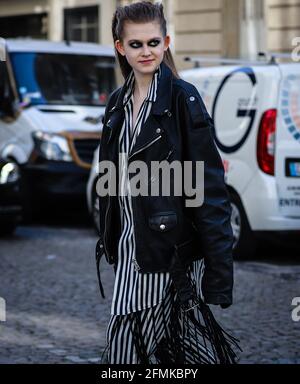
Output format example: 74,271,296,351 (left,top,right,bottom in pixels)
156,128,161,134
99,244,103,248
189,96,195,101
167,111,172,117
160,224,166,230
